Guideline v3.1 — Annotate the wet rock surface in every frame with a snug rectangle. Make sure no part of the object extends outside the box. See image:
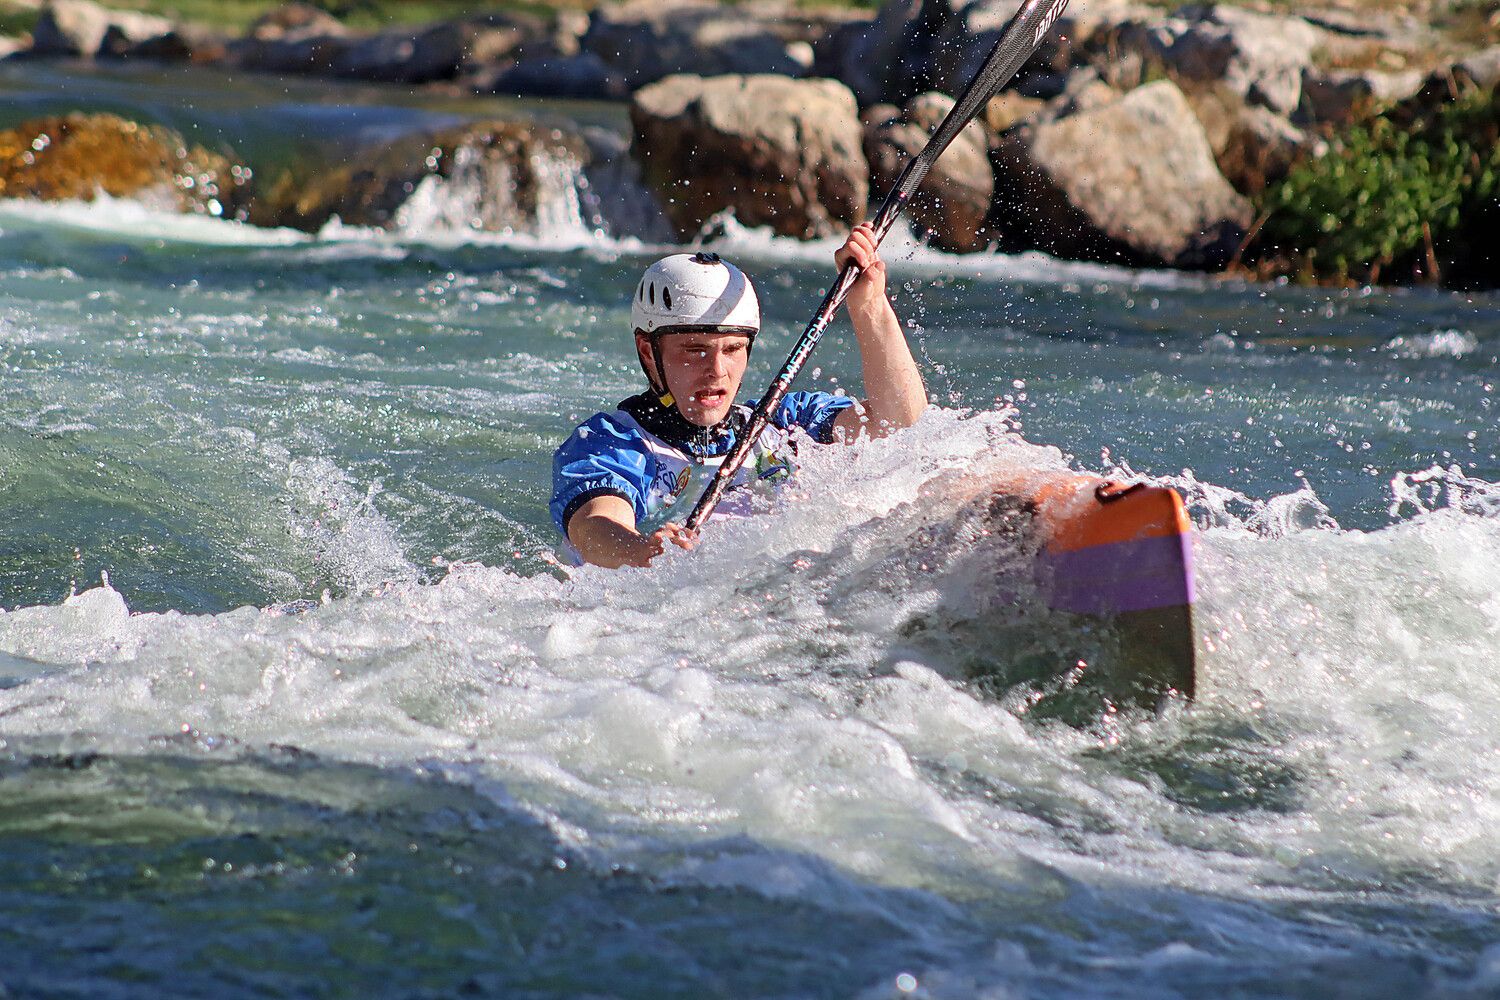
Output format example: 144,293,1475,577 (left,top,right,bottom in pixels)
250,119,596,235
0,112,246,217
994,80,1253,268
630,73,868,240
